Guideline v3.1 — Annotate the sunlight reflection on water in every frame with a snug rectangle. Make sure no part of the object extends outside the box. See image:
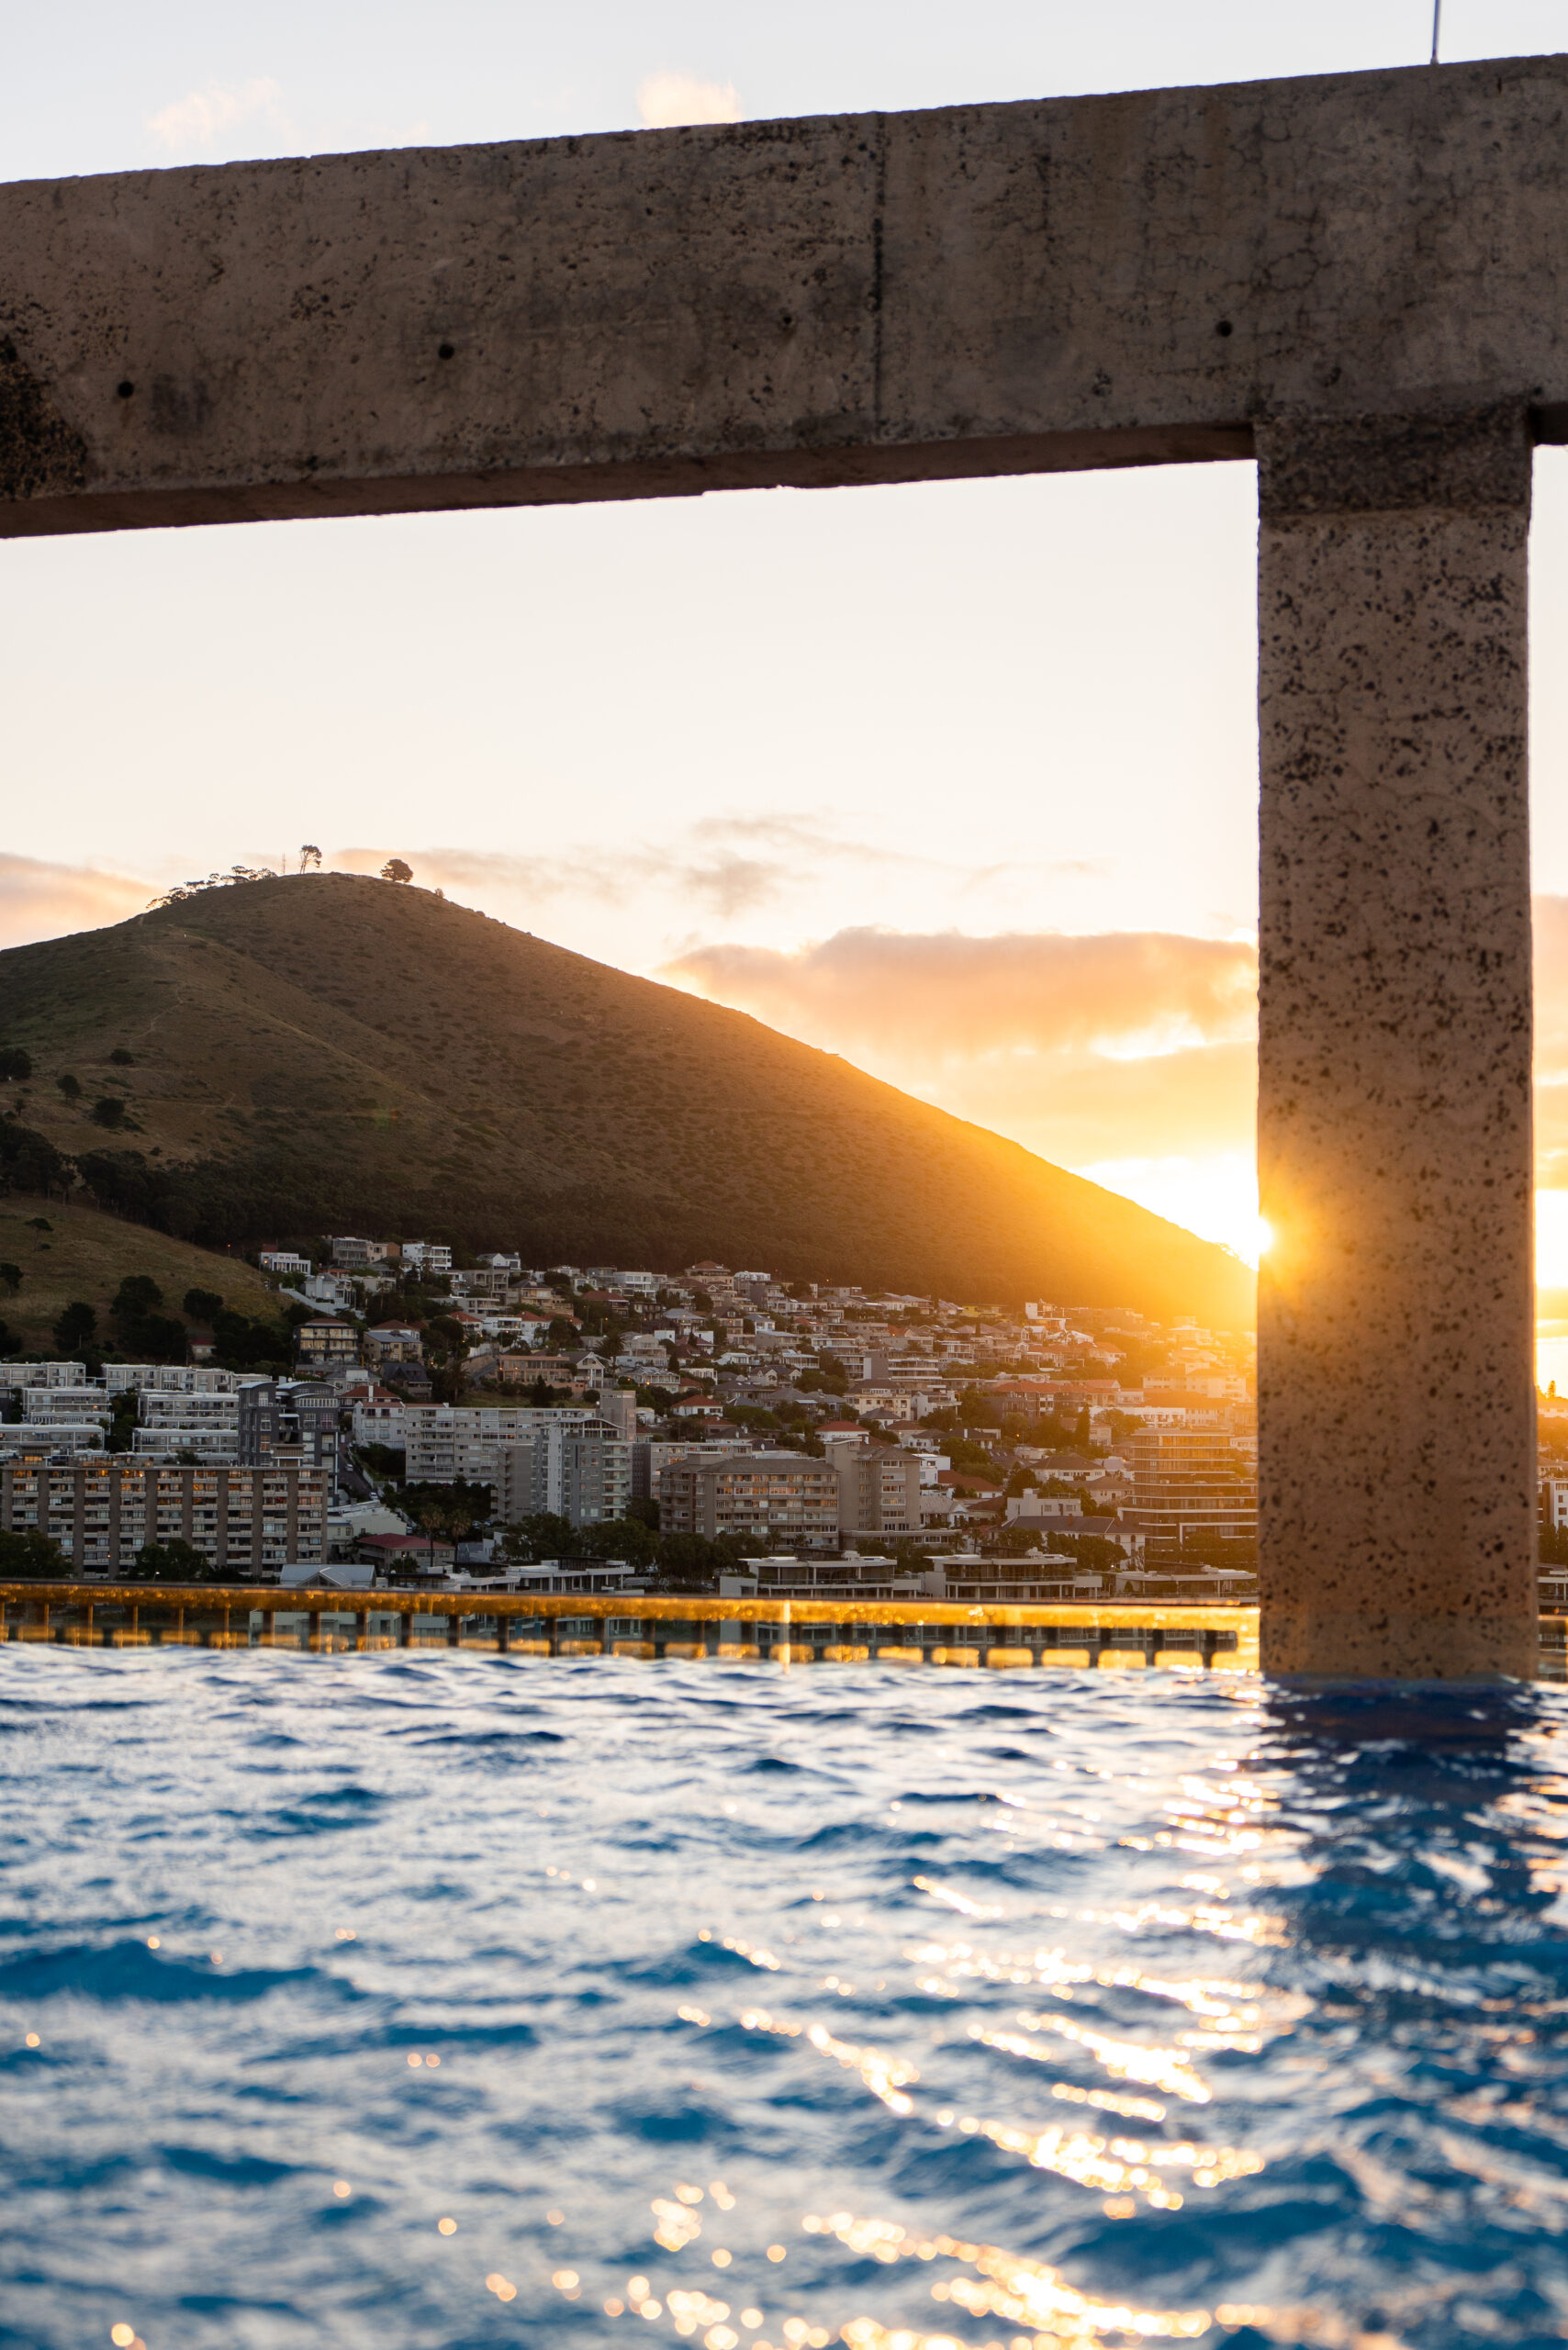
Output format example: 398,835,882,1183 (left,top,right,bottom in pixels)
3,1654,1568,2350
